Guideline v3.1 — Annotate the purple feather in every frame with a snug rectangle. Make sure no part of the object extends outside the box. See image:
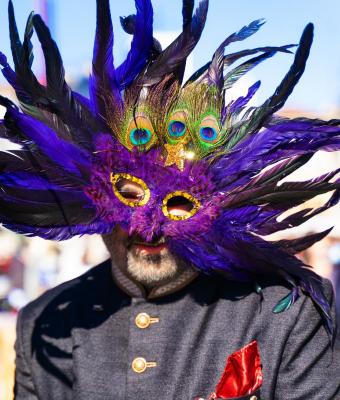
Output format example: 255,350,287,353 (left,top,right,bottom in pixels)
0,172,77,191
116,0,153,89
0,218,114,241
211,119,340,190
6,107,90,176
229,80,261,114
